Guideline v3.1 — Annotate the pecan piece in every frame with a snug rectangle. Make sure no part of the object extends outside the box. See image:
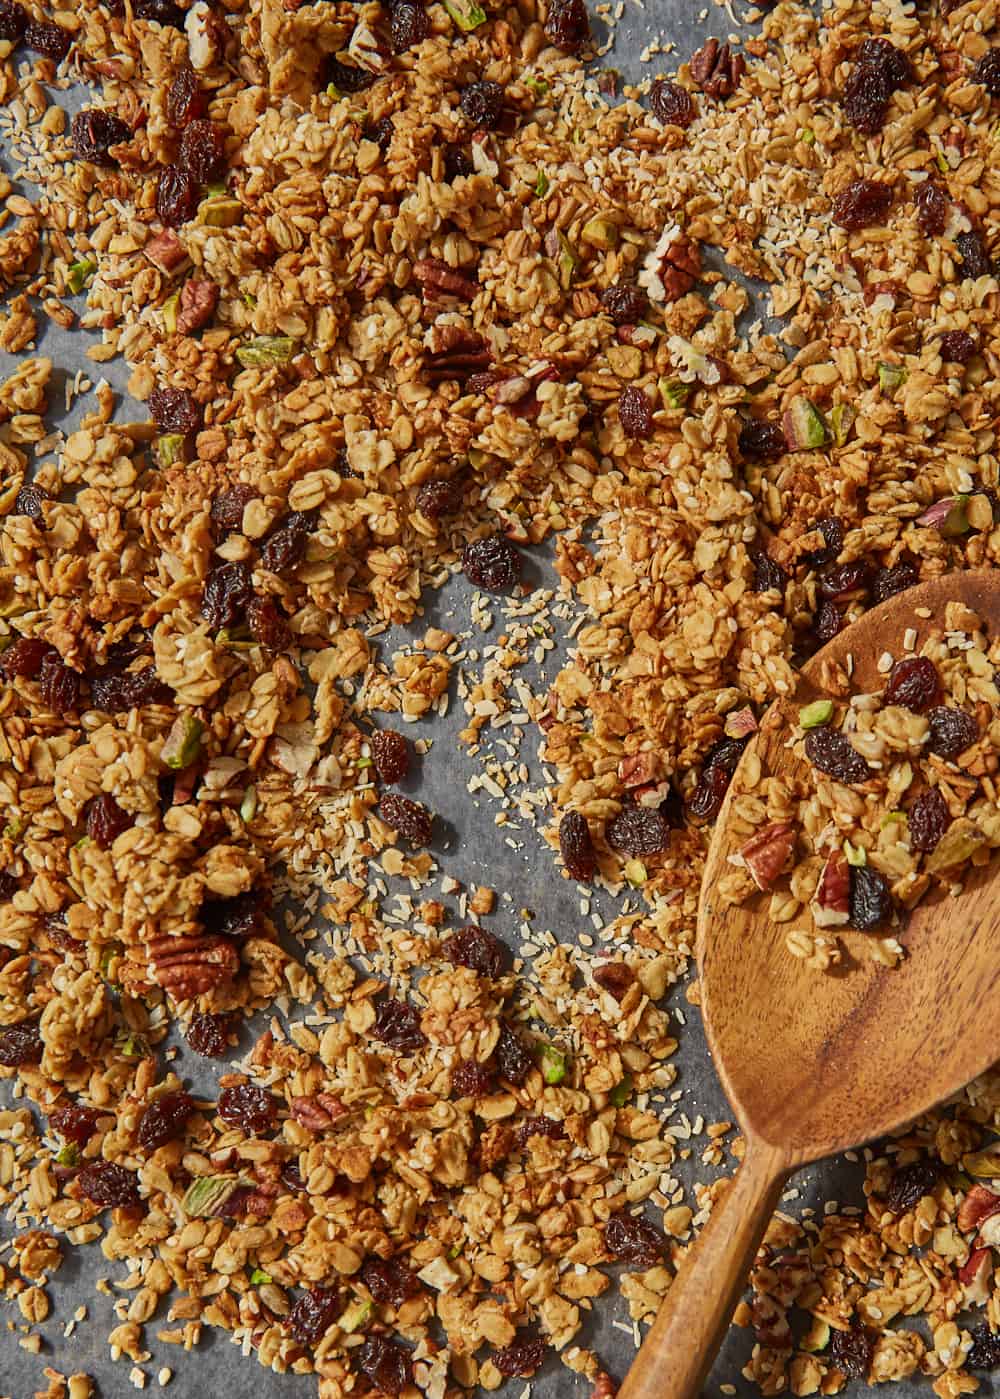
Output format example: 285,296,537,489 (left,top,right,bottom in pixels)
413,258,479,301
147,933,240,999
289,1093,346,1130
618,752,660,788
423,325,492,384
958,1184,1000,1235
176,278,219,335
145,228,189,277
741,822,796,892
689,38,745,100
